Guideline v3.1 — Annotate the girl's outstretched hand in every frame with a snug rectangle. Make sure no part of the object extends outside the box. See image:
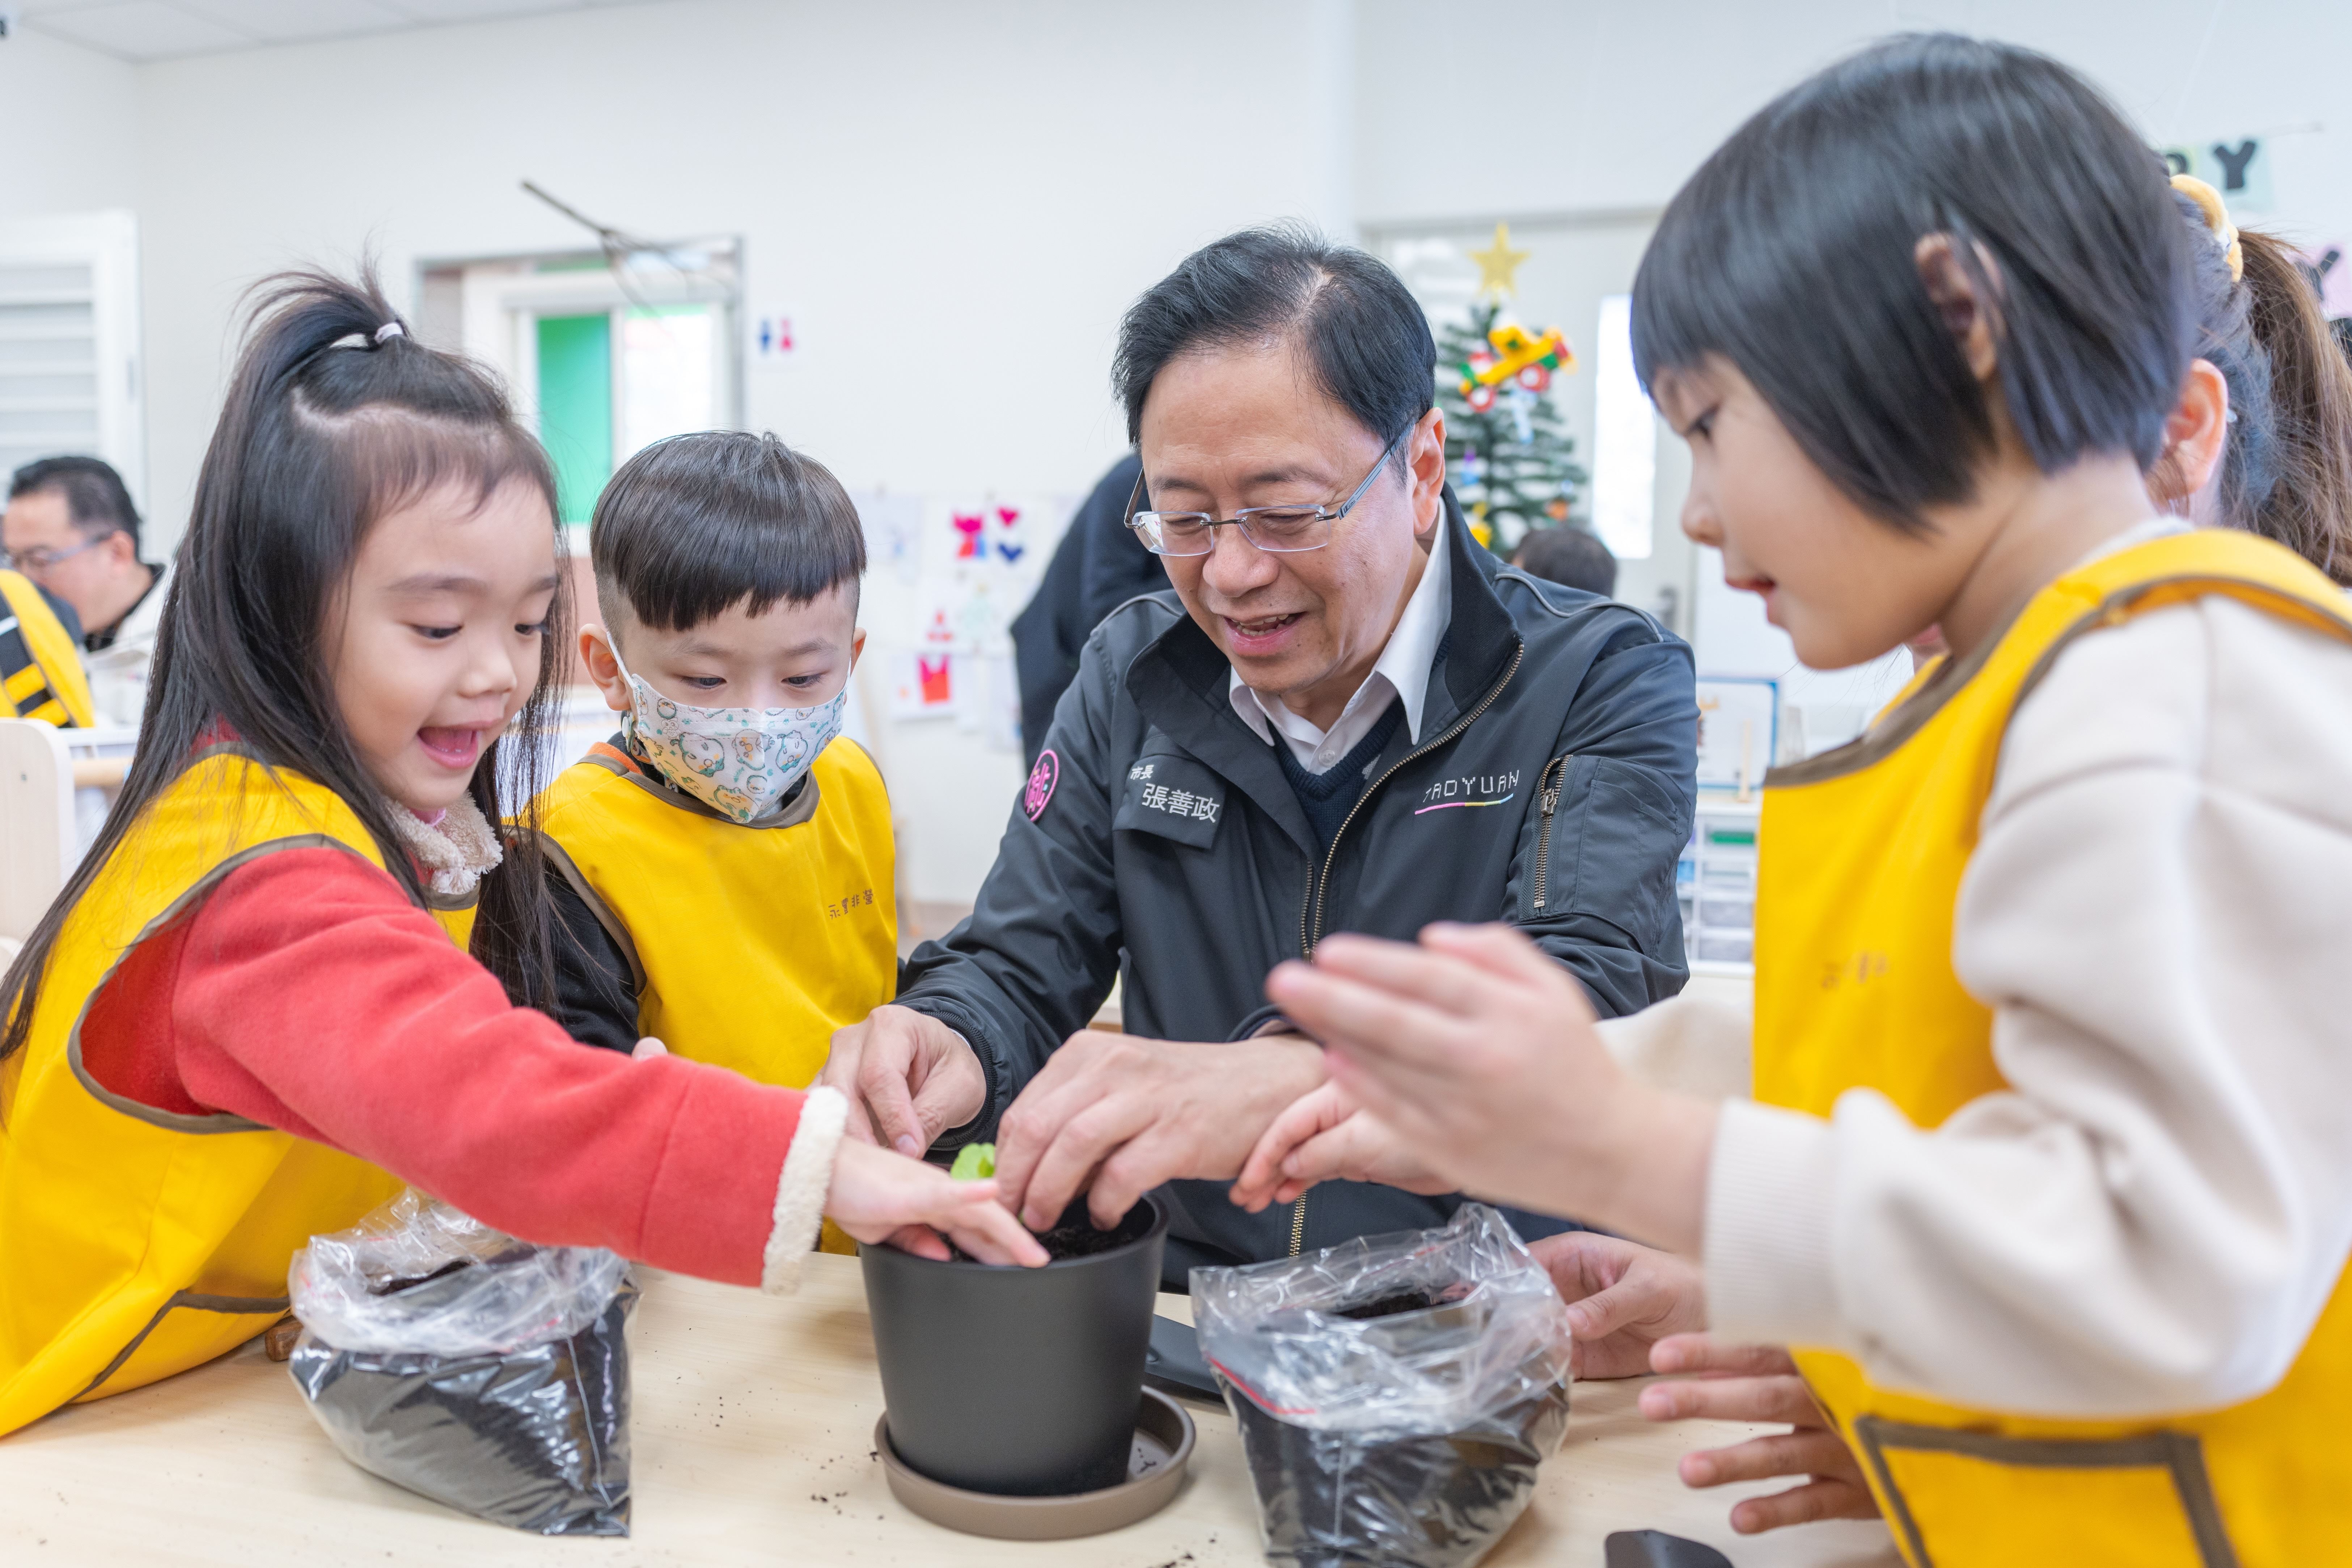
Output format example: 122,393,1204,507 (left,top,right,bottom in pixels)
1228,1081,1452,1212
1639,1334,1881,1534
1264,922,1717,1252
825,1138,1050,1267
